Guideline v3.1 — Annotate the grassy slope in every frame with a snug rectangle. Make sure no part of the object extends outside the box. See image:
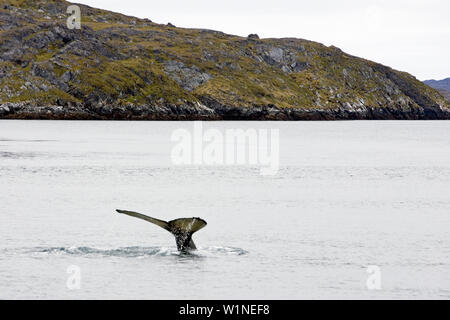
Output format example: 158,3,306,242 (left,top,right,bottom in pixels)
0,0,448,113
